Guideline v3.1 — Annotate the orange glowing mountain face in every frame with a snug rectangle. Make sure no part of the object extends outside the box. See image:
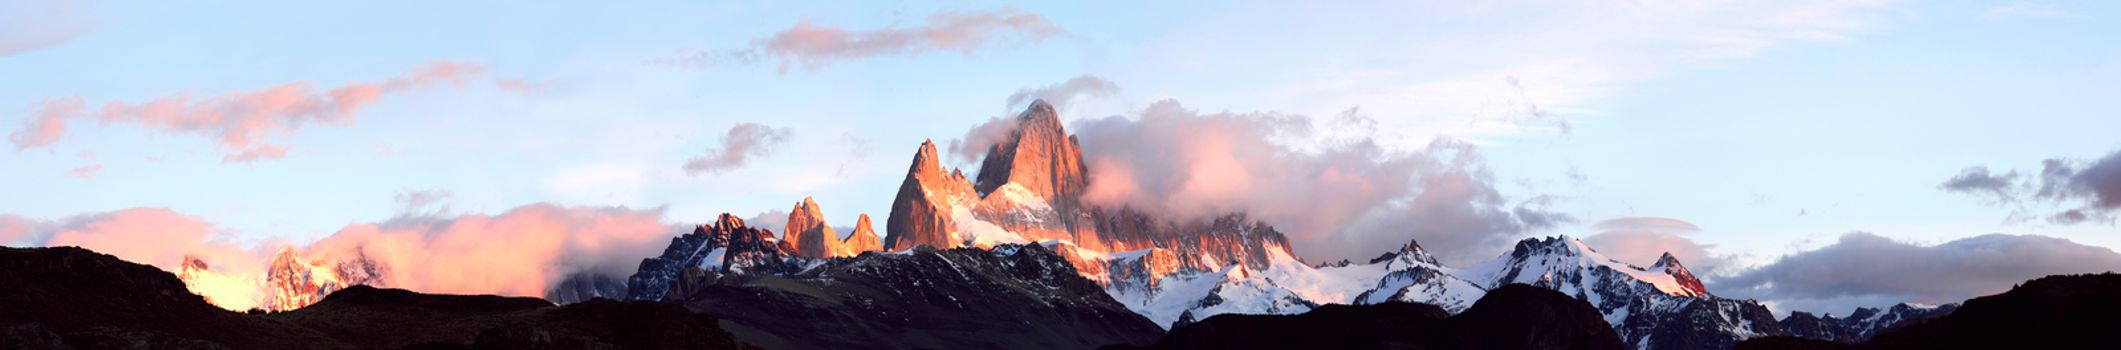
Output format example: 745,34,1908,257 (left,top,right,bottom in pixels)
175,247,382,312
